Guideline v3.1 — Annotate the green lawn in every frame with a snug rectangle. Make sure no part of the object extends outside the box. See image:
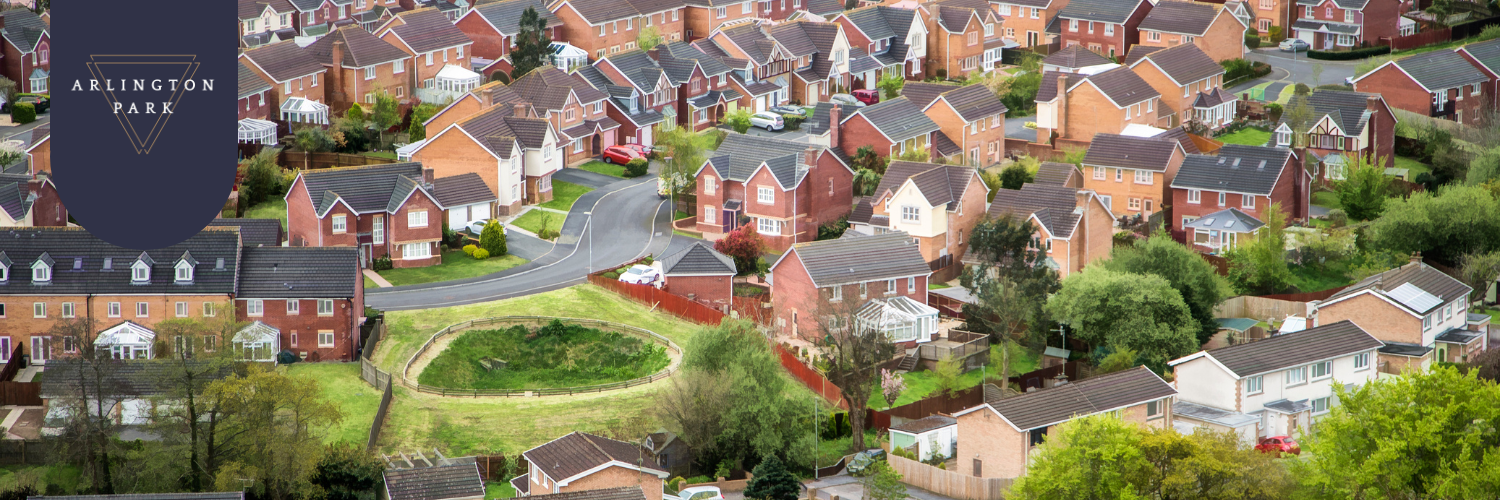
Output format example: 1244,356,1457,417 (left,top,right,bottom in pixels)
243,198,288,230
487,481,517,499
868,345,1040,409
818,429,883,465
1288,263,1356,294
1312,190,1342,210
538,180,593,211
415,321,671,389
675,210,692,220
377,250,528,286
577,161,629,178
928,282,952,290
734,284,767,296
363,151,398,160
511,210,566,236
0,465,83,494
1216,127,1271,146
287,363,385,446
1393,155,1431,179
365,276,380,289
1478,307,1500,323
